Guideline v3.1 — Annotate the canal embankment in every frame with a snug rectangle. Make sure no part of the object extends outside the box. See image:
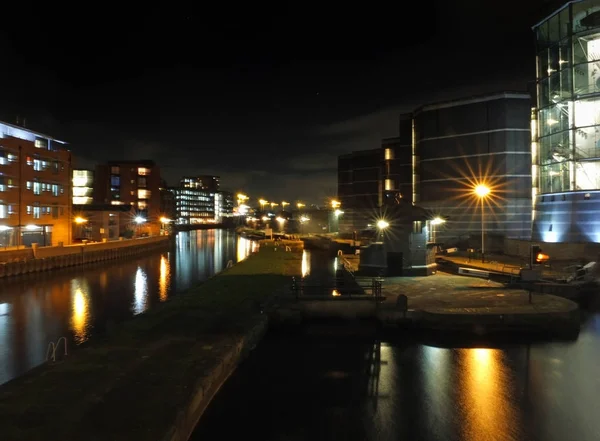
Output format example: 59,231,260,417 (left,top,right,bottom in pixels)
0,241,302,441
0,236,171,278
